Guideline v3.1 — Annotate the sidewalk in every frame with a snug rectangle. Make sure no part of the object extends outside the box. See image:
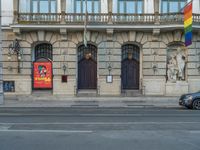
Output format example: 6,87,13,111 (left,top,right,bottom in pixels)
0,95,180,108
